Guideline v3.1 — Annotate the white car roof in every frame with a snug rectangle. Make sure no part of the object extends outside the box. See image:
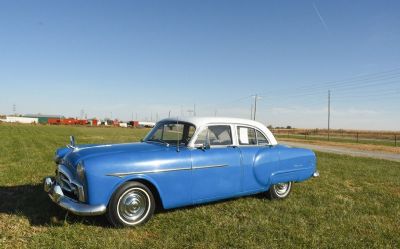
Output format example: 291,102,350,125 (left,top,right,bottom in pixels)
159,116,278,145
